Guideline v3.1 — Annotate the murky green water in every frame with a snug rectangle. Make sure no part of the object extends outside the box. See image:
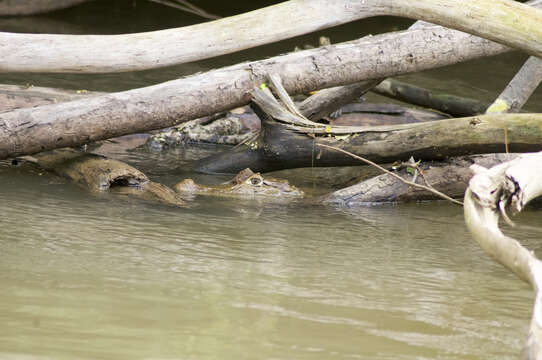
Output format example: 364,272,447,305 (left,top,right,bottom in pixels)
1,1,542,359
